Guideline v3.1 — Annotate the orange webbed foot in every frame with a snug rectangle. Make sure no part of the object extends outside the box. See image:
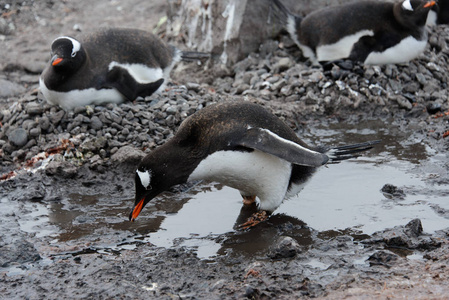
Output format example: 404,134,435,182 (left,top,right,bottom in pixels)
239,211,269,229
